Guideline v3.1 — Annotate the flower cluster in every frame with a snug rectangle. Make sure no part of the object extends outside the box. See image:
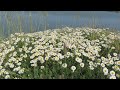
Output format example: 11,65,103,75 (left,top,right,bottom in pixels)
0,27,120,79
